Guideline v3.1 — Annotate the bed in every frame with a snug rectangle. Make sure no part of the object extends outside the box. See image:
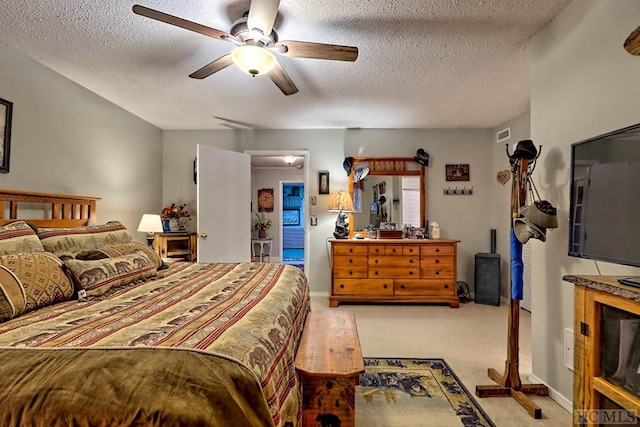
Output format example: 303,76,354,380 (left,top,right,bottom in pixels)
0,189,311,427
